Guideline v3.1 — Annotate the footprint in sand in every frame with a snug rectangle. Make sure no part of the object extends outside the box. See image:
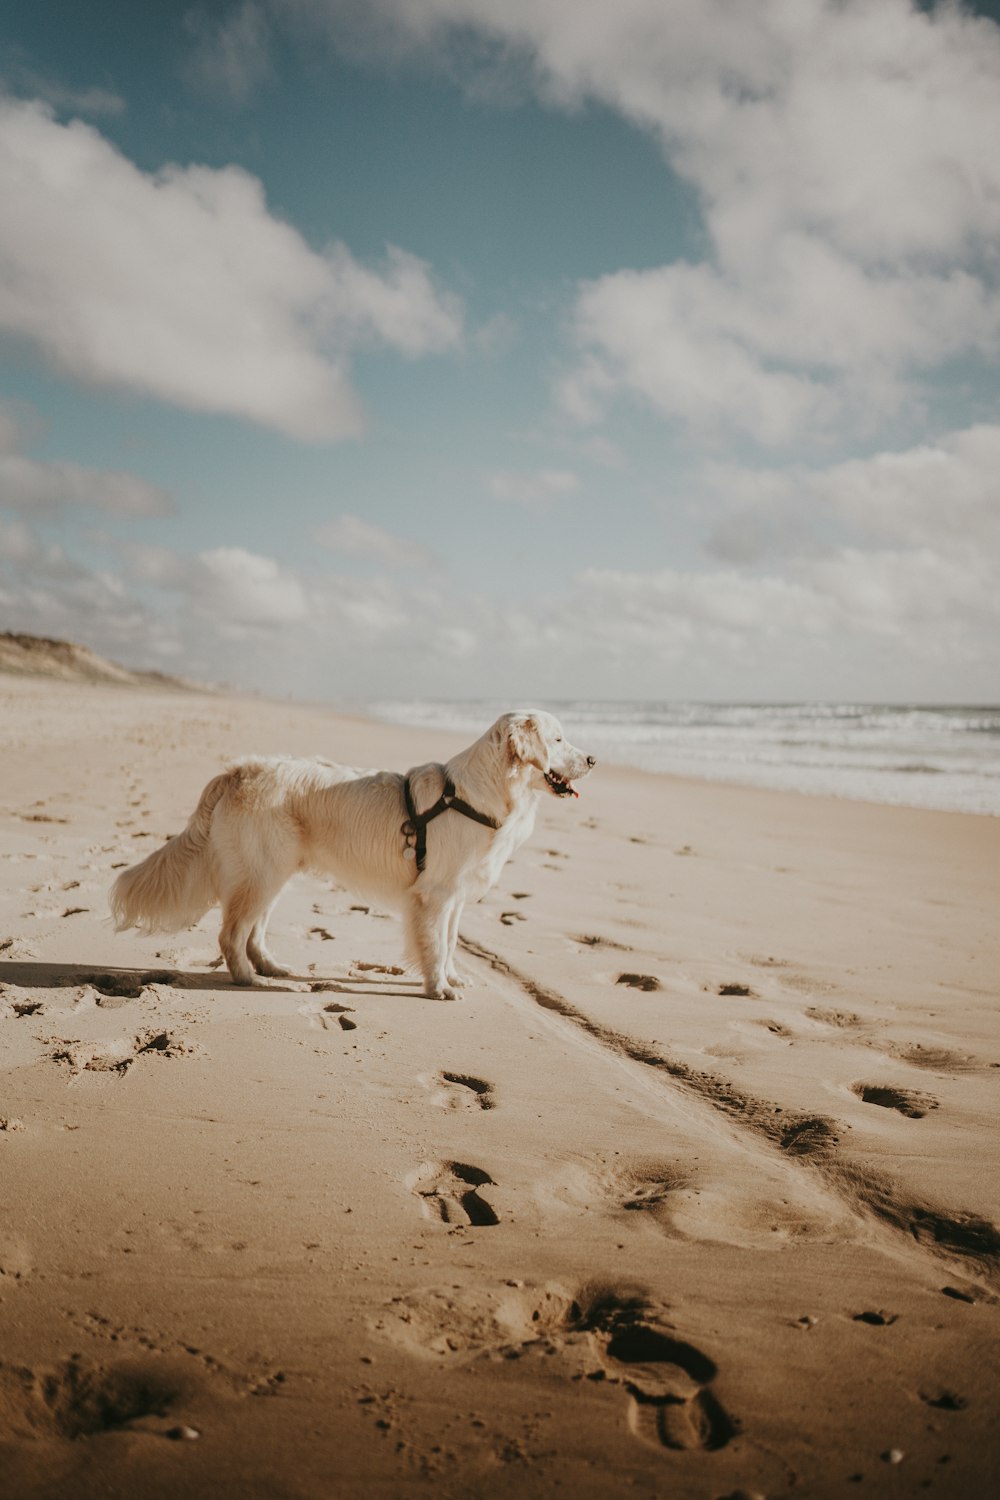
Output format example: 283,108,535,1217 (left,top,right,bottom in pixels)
0,1355,191,1440
886,1042,980,1074
615,1161,689,1215
851,1083,939,1119
805,1006,865,1030
407,1160,499,1227
48,1031,191,1078
919,1388,968,1411
616,973,662,993
377,1281,574,1361
375,1277,735,1453
82,970,177,1002
424,1071,496,1111
0,1347,259,1446
579,1289,736,1452
499,911,527,926
573,933,633,953
549,1158,692,1236
753,1018,794,1038
298,1000,356,1031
